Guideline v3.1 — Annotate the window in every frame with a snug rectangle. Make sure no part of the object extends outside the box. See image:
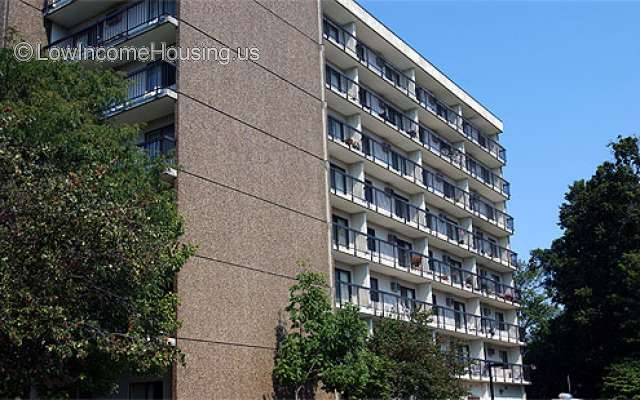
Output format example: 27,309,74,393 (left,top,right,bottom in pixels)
370,277,379,302
326,66,343,92
457,345,470,360
496,312,506,331
400,285,416,310
393,192,410,221
358,87,369,107
488,238,498,258
328,116,344,141
453,300,466,330
355,43,366,62
385,106,402,128
442,215,460,243
332,215,349,248
330,164,347,195
492,273,503,294
129,381,163,400
482,307,494,332
141,126,175,160
394,237,412,268
335,268,352,304
384,65,400,86
367,228,377,252
362,135,372,156
448,257,463,284
442,180,456,200
324,20,340,43
364,180,374,204
499,350,509,365
427,250,436,273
